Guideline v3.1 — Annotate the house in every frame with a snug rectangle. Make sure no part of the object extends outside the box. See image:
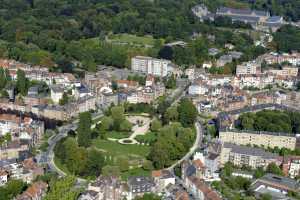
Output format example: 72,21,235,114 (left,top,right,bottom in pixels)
50,85,64,104
145,75,155,87
0,169,8,186
208,48,220,56
282,156,300,179
251,174,300,199
15,181,48,200
152,170,175,193
79,176,125,200
216,55,232,67
116,80,139,90
127,176,155,200
28,86,39,96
